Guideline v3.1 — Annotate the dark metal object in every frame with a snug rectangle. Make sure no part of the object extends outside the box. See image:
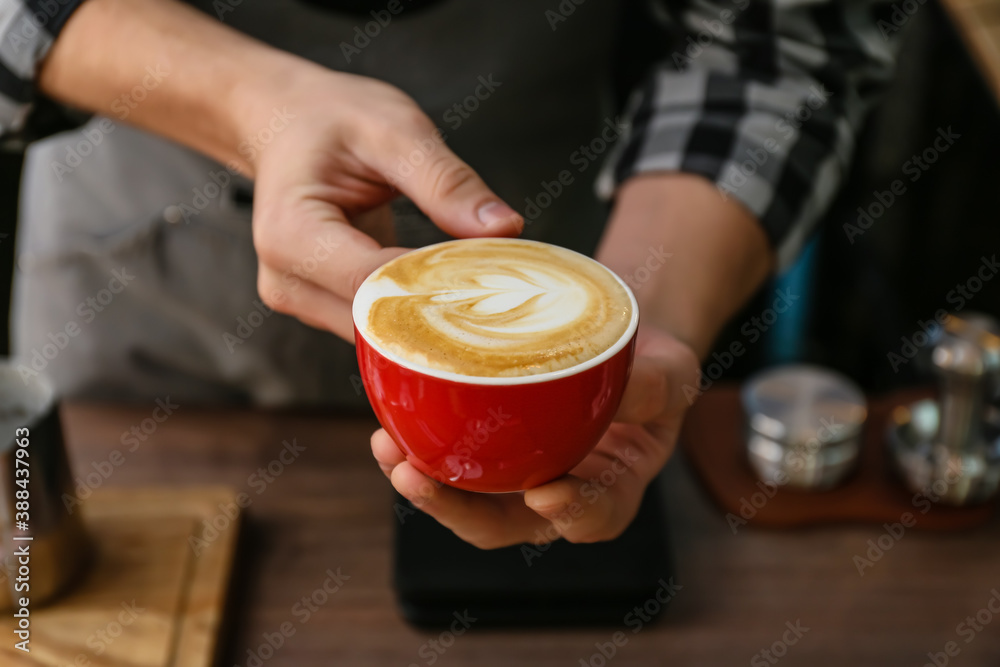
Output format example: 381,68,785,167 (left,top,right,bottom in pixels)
0,364,91,610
